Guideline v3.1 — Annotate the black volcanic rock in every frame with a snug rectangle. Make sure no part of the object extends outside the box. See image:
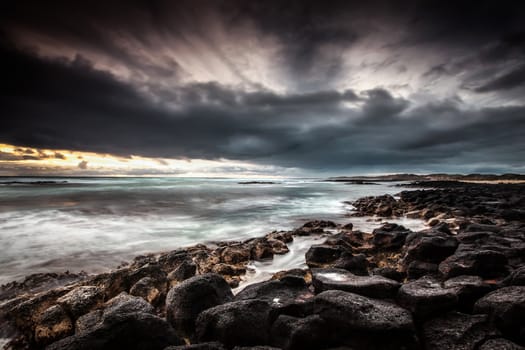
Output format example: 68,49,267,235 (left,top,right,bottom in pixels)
46,312,183,350
421,312,500,350
474,286,525,344
195,300,272,347
270,314,327,350
165,273,233,339
397,276,458,318
313,290,416,349
311,268,400,298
